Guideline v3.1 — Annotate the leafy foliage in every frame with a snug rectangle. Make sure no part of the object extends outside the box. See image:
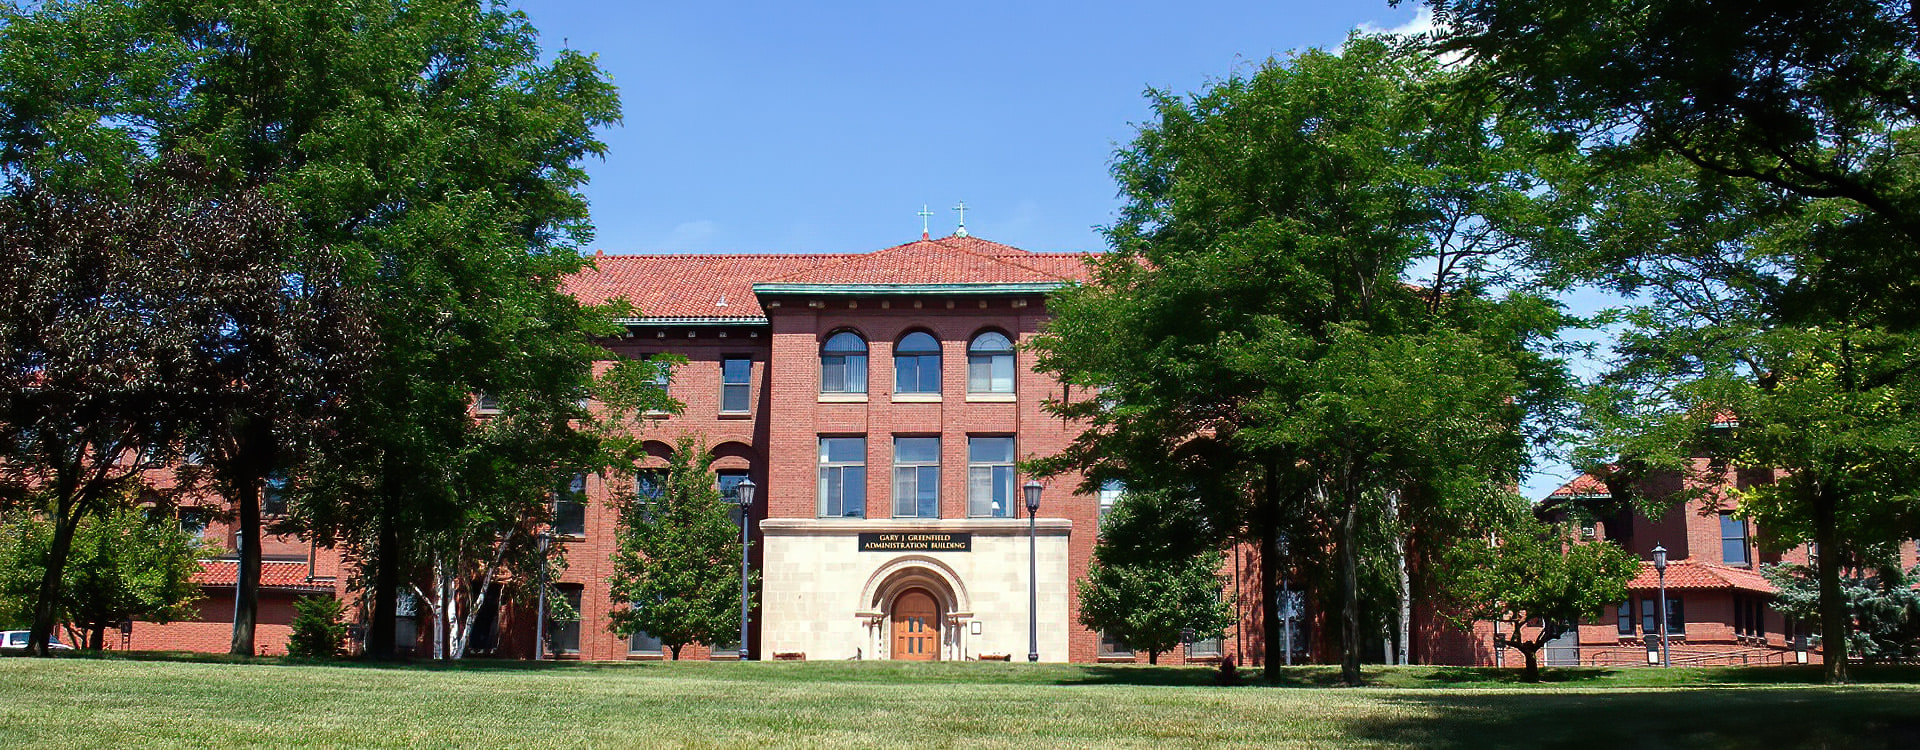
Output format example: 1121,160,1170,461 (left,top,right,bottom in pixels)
286,595,349,660
1766,559,1920,662
0,504,203,650
607,435,751,660
1029,33,1574,684
1443,520,1638,682
1077,490,1234,664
